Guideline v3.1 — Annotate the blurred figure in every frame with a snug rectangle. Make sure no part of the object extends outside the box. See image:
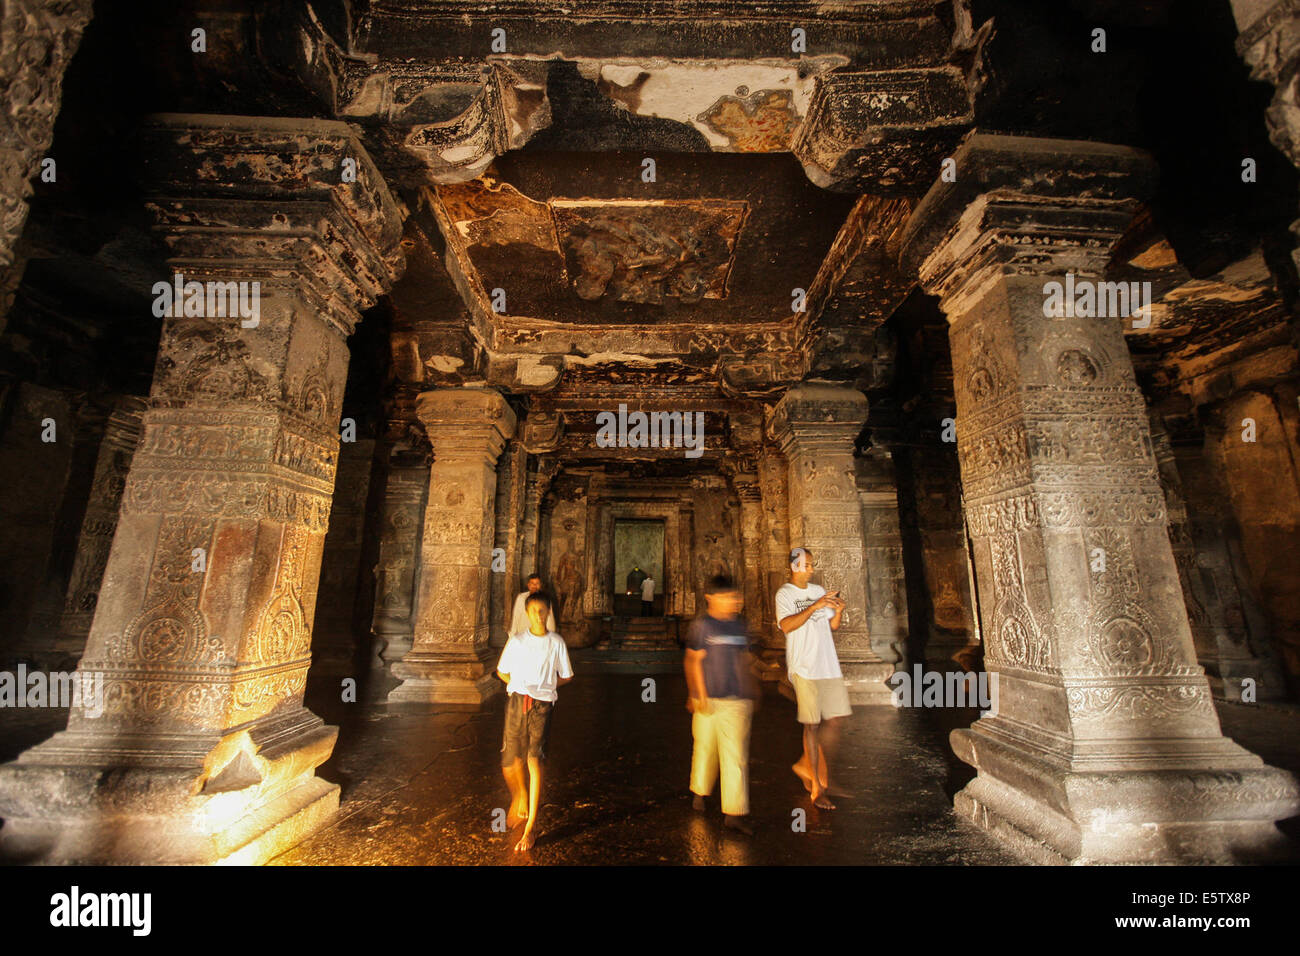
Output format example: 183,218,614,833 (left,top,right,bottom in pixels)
685,573,759,835
640,573,655,616
497,592,572,852
776,547,850,810
509,572,556,637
